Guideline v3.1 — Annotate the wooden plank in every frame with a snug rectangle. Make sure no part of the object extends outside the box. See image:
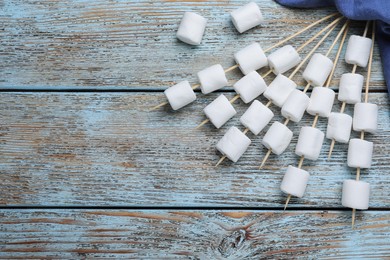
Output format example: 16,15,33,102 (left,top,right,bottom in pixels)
0,0,385,90
0,92,389,207
0,209,389,258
